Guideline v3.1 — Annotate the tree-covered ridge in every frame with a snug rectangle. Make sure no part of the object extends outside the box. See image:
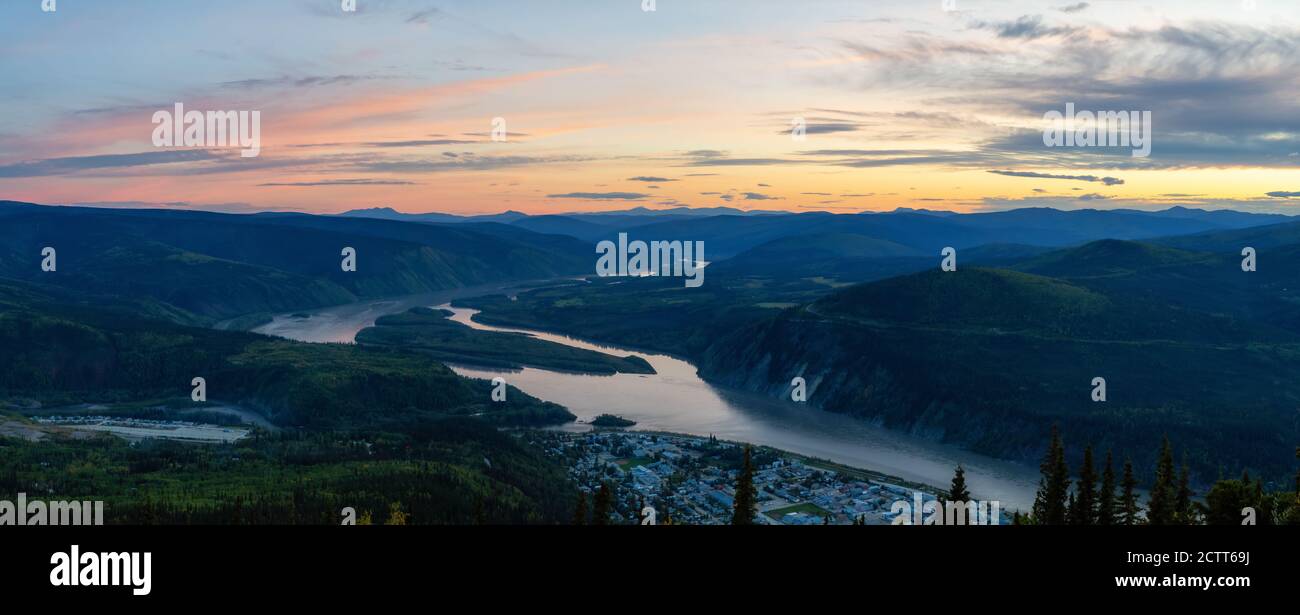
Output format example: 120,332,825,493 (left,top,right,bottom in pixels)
0,417,576,525
356,307,655,375
0,278,580,524
0,281,574,429
812,266,1286,342
700,278,1300,484
0,203,590,325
